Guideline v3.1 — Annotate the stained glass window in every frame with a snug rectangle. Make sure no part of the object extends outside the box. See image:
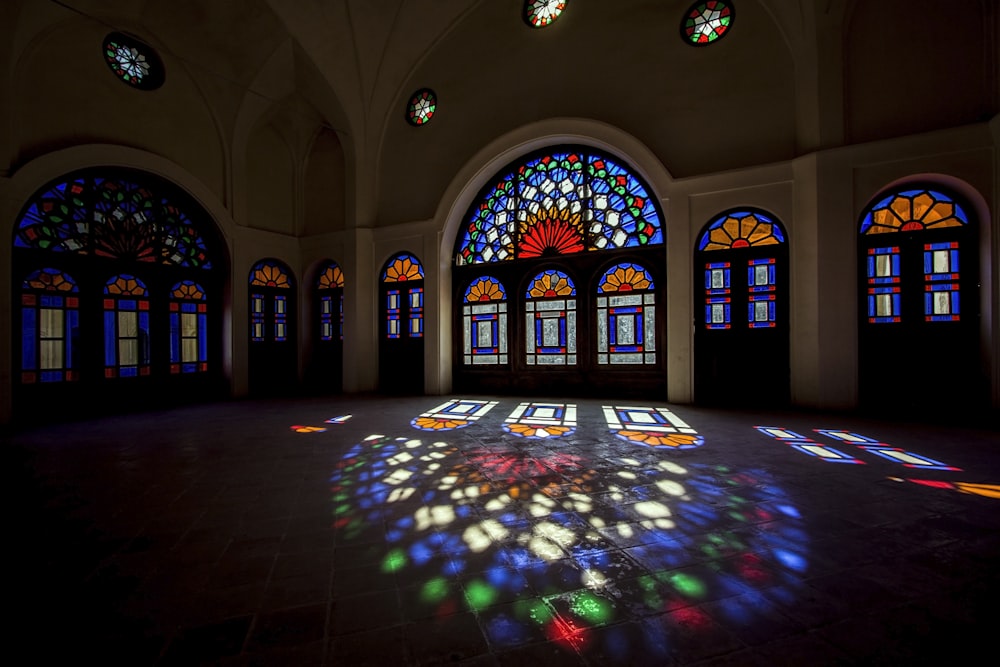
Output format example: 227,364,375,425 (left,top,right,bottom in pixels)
383,253,424,339
704,261,731,329
748,258,776,327
14,175,211,268
860,188,969,235
463,276,508,365
597,263,656,365
103,32,164,90
866,246,901,323
406,89,437,126
20,268,79,383
104,274,150,378
317,261,345,341
924,242,960,321
525,269,576,366
697,209,784,251
524,0,567,28
250,260,292,343
169,280,207,374
456,149,663,266
681,1,734,46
